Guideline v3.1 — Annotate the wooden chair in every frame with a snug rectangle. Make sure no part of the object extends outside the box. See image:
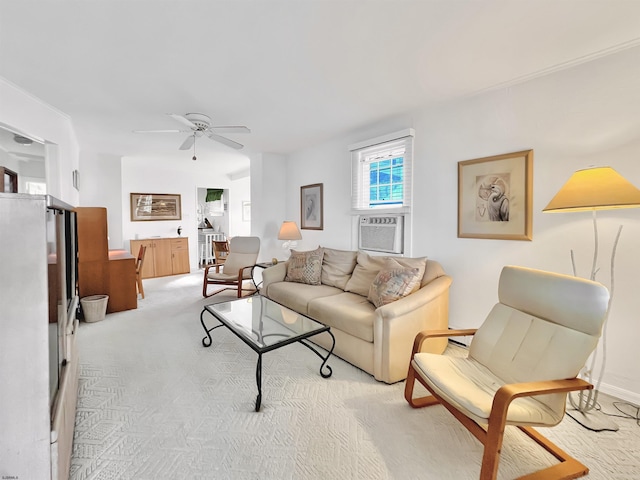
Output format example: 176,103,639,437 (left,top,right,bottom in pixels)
404,265,610,480
135,245,147,299
212,240,230,269
202,236,260,298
